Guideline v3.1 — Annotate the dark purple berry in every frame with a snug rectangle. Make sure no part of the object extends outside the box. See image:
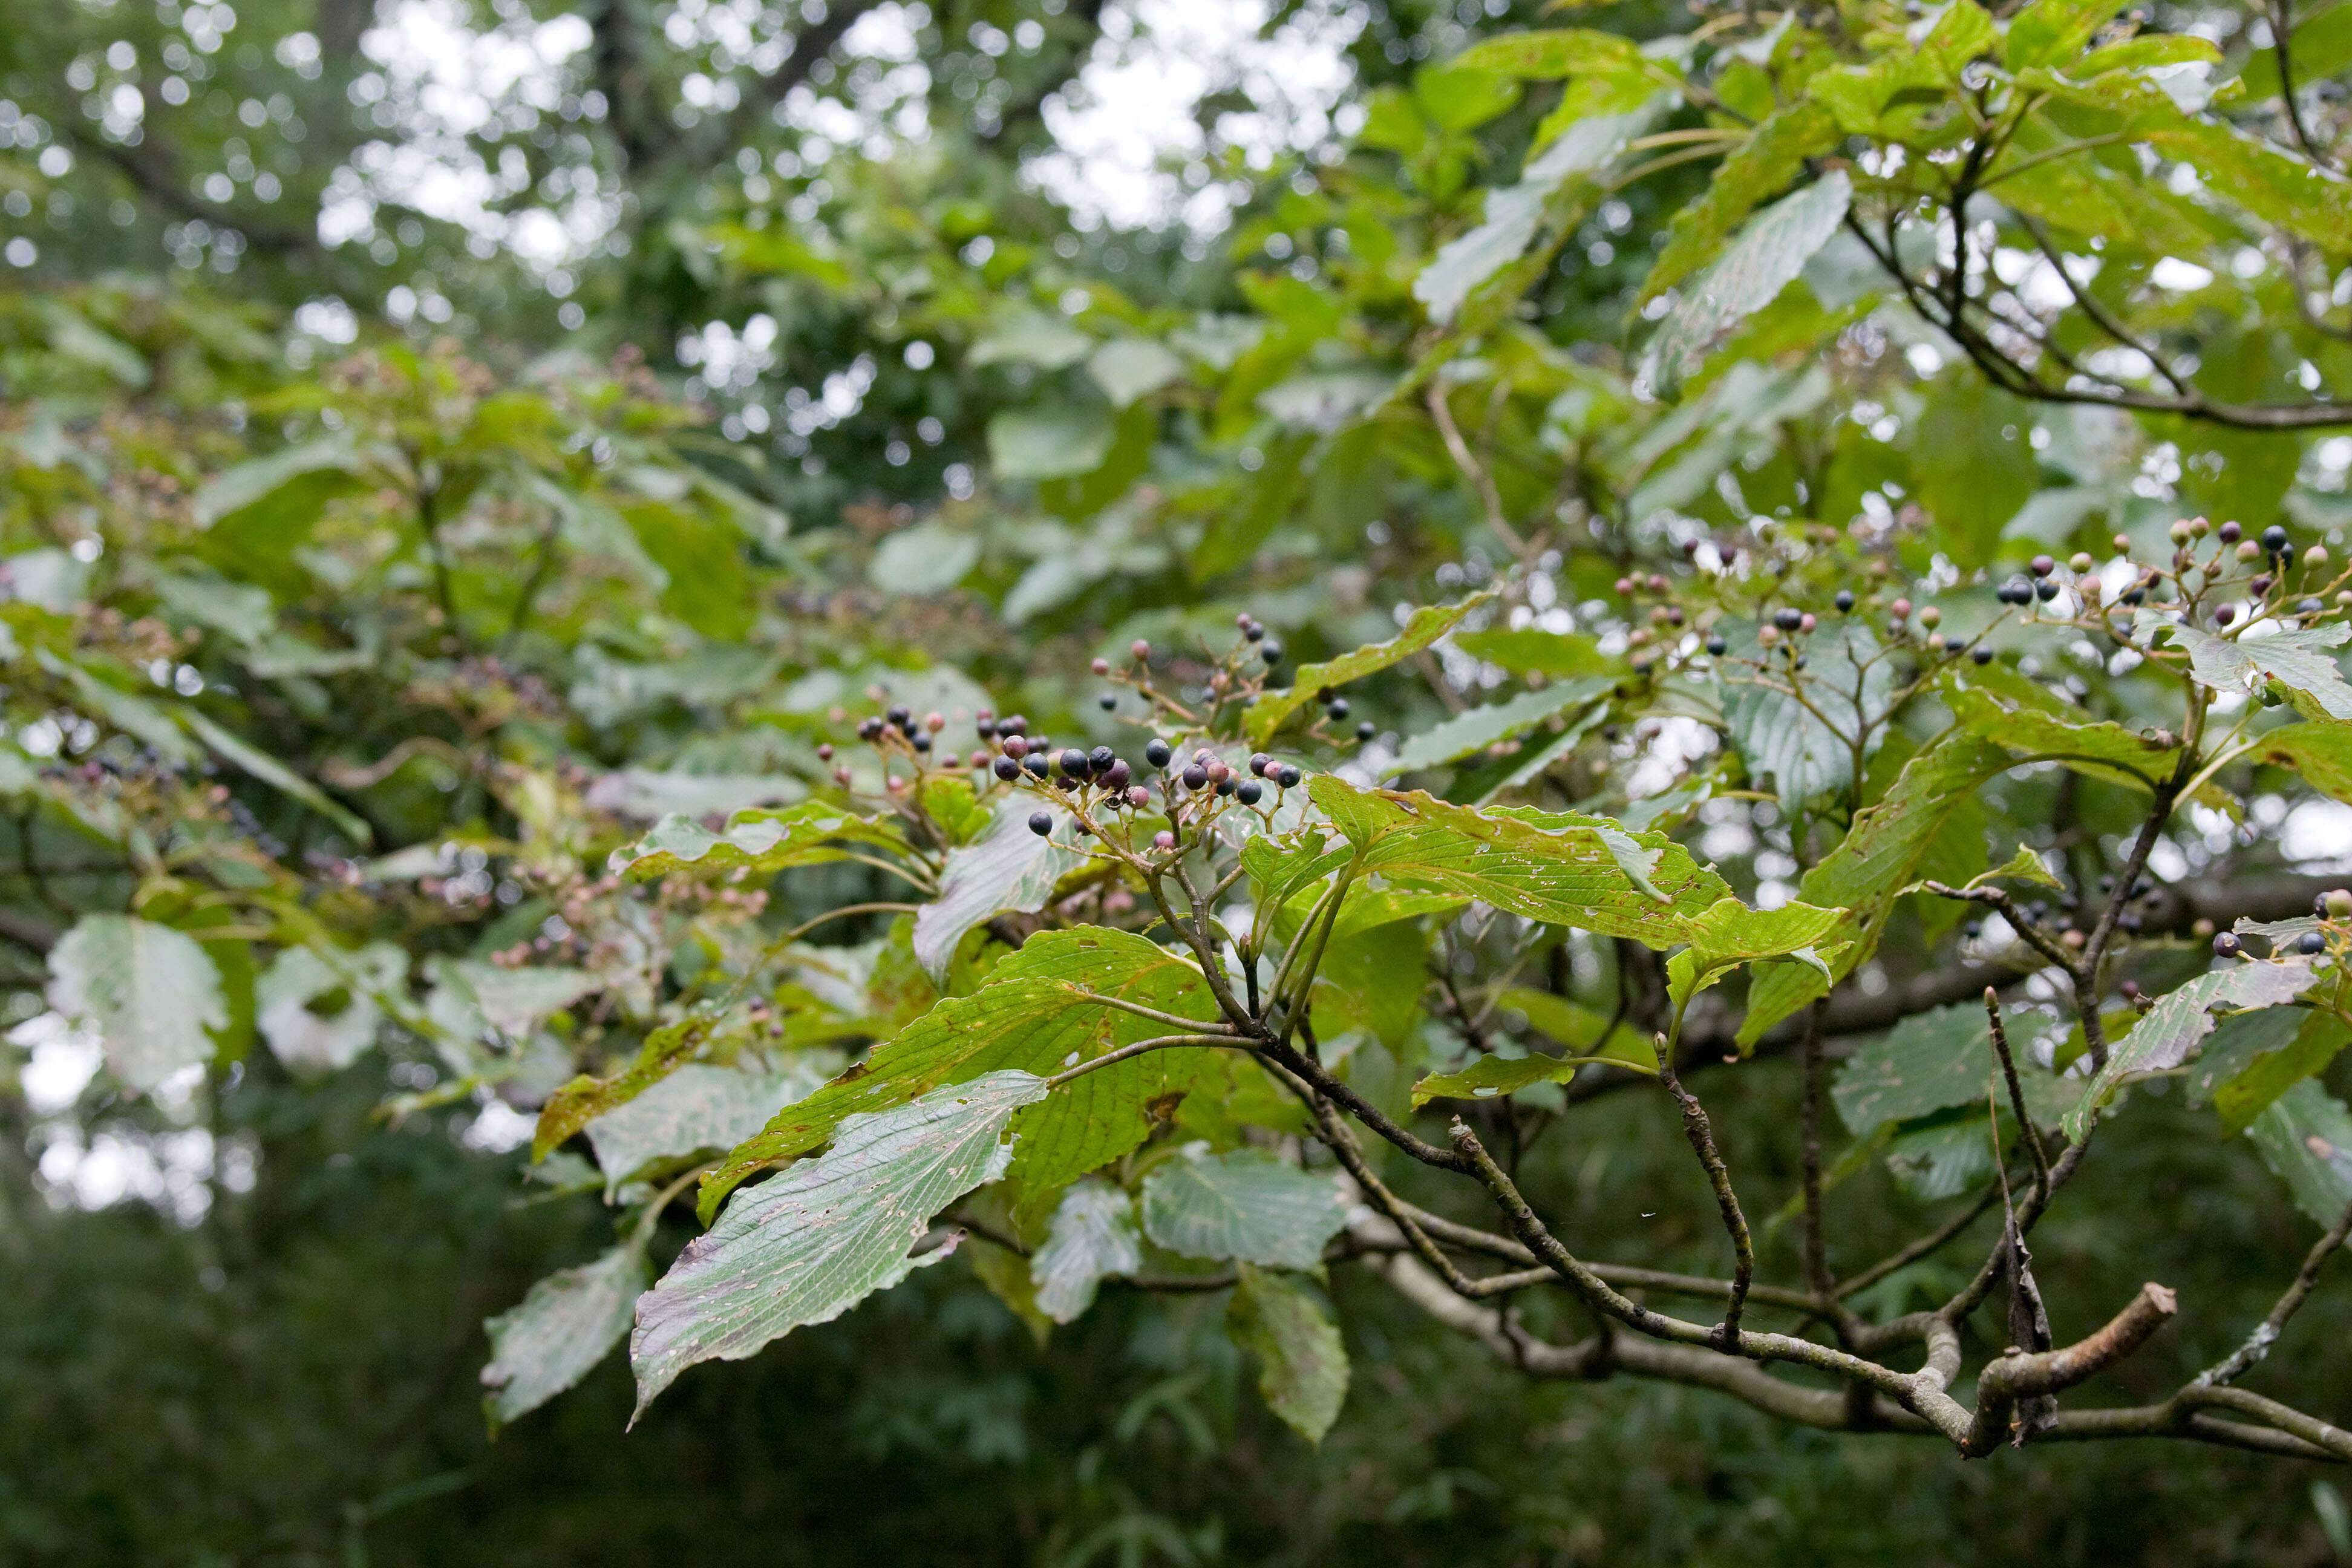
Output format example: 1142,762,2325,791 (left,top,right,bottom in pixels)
1181,764,1209,791
1247,753,1270,777
1326,697,1350,720
1024,755,1049,778
1972,647,1994,665
1244,621,1266,642
1705,635,1728,655
1059,748,1088,777
886,704,910,725
1215,777,1236,796
2030,555,2055,578
2220,521,2242,543
999,714,1028,736
1002,734,1028,760
1773,607,1803,632
1236,780,1263,805
993,756,1020,781
1028,812,1054,837
1834,590,1855,613
1103,760,1132,789
1275,764,1302,788
1258,640,1284,666
2263,525,2290,552
2213,932,2242,958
